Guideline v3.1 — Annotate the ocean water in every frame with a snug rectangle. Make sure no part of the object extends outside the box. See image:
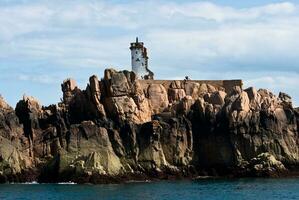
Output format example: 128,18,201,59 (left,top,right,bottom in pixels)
0,178,299,200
